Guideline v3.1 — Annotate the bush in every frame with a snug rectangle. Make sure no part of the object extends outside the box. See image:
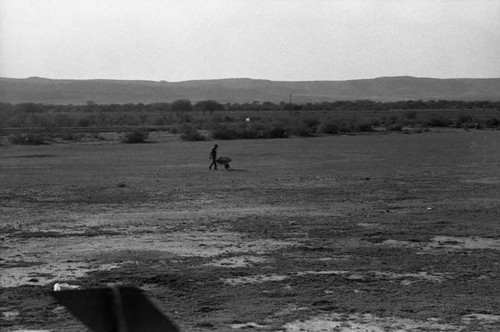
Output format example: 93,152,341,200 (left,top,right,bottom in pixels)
178,114,192,124
321,119,373,134
456,114,483,129
264,126,288,138
406,111,417,119
355,121,374,132
61,131,79,141
291,124,315,137
115,114,140,126
303,117,320,127
387,124,403,131
209,114,224,124
388,115,400,124
8,133,47,145
53,114,76,127
370,119,381,127
122,131,149,143
211,124,289,140
180,125,206,141
330,119,352,132
78,117,91,127
211,125,239,140
485,117,500,128
321,122,339,135
426,116,452,127
239,127,260,139
456,114,473,125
